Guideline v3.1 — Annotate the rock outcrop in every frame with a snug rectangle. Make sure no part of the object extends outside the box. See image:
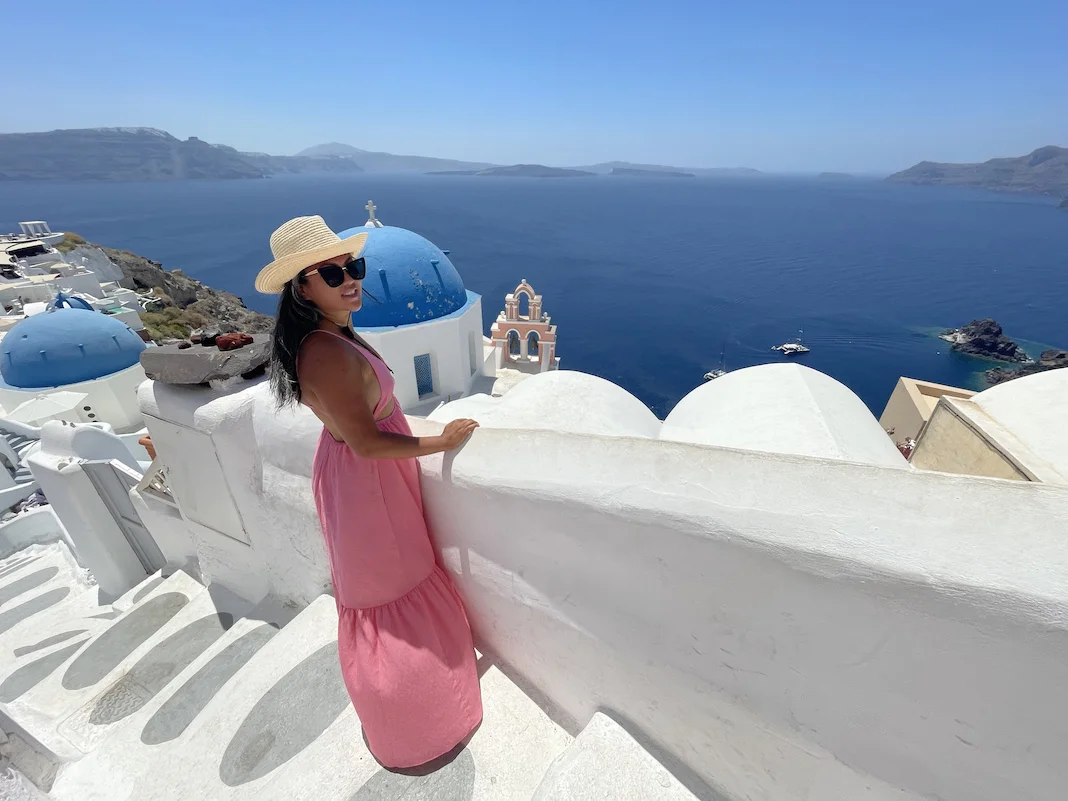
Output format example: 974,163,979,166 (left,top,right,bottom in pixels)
986,349,1068,385
939,319,1031,363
